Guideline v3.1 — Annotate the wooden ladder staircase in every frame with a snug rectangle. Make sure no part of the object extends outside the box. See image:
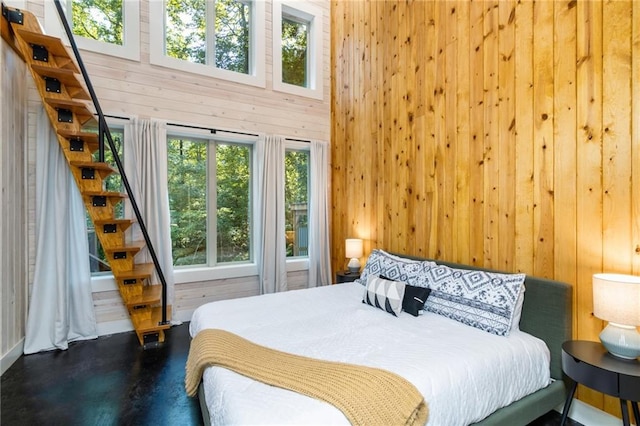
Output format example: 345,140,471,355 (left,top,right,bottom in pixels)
2,3,171,346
